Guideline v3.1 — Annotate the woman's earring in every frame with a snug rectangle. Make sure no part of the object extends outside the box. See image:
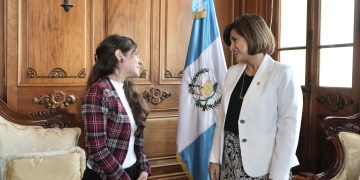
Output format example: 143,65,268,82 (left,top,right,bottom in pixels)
120,59,124,63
